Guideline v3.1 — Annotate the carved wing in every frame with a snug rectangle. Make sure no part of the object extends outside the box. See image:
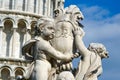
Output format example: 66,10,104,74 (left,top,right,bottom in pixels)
22,39,38,60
